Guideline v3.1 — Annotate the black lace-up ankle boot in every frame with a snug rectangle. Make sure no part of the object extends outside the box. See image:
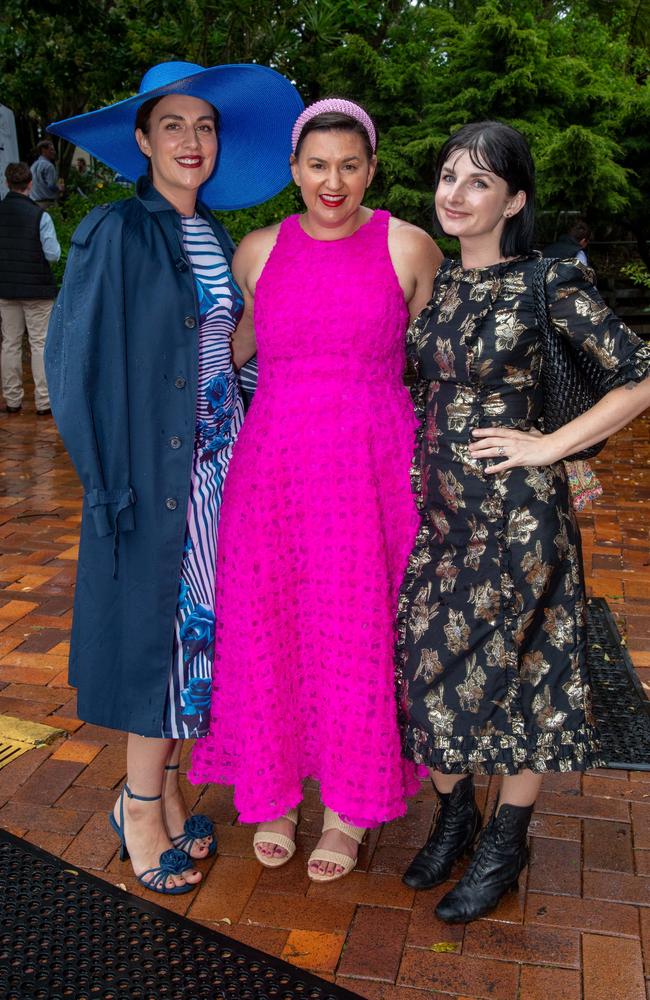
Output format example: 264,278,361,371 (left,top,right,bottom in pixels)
435,801,533,923
402,775,482,890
